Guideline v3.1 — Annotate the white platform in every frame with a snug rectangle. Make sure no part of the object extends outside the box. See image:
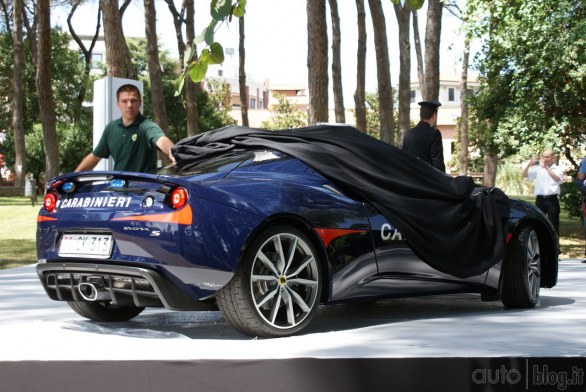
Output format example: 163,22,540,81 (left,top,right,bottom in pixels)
1,261,586,361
